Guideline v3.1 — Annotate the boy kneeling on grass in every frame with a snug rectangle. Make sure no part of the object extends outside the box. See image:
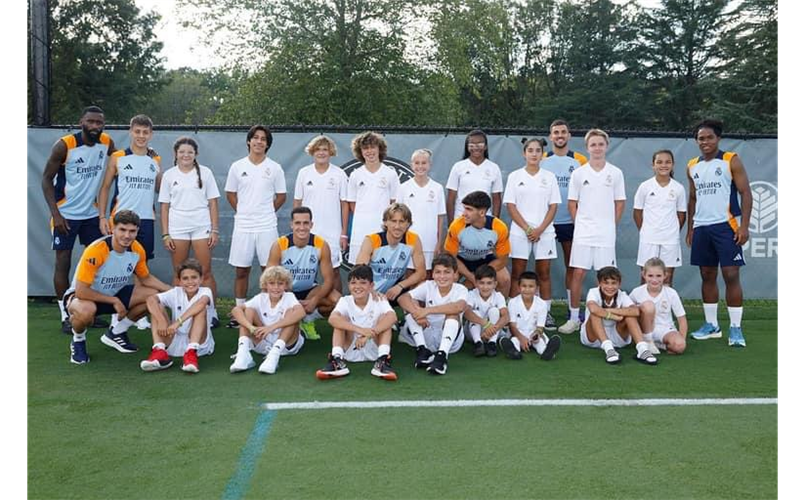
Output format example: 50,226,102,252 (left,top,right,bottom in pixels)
499,271,561,361
463,264,508,357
